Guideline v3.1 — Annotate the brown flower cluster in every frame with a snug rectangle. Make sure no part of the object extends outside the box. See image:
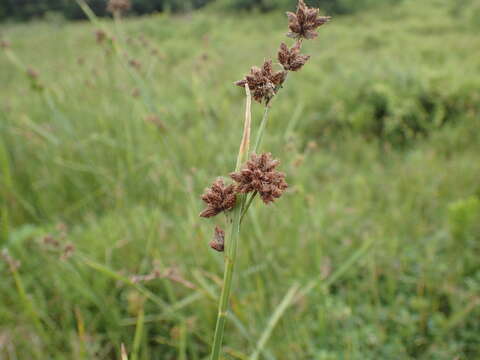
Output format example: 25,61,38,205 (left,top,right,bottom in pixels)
201,1,328,253
235,0,330,104
199,178,237,218
278,42,310,71
231,153,288,204
107,0,131,14
287,0,331,40
199,152,287,219
235,60,286,104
